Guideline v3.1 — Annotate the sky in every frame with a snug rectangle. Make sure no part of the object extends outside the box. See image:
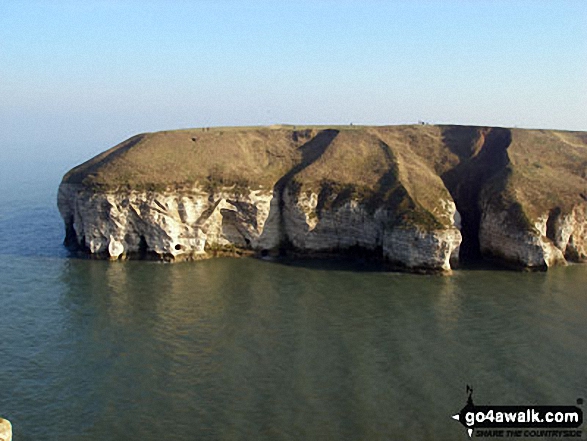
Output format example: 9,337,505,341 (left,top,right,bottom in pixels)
1,0,586,164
